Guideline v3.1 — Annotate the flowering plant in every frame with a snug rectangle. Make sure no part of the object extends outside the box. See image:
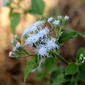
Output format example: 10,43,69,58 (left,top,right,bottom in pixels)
9,16,85,85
